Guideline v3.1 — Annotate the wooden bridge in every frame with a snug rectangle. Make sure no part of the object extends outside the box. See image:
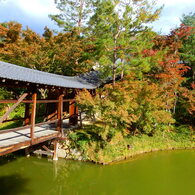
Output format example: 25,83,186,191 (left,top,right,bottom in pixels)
0,124,58,156
0,61,97,159
0,95,78,159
